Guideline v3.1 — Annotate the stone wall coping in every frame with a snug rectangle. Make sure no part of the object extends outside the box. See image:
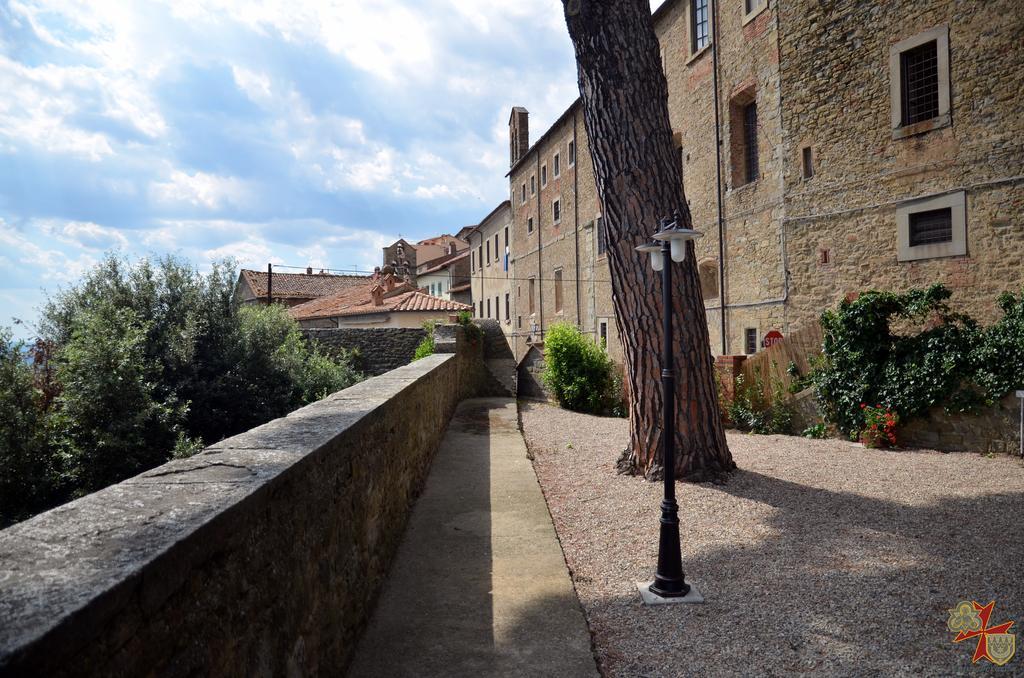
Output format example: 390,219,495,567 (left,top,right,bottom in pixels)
0,353,455,667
